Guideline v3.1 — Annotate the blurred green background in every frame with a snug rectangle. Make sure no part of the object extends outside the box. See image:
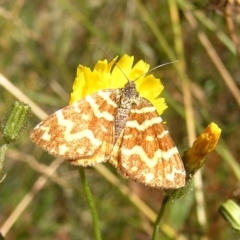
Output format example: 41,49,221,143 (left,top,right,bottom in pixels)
0,0,240,239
